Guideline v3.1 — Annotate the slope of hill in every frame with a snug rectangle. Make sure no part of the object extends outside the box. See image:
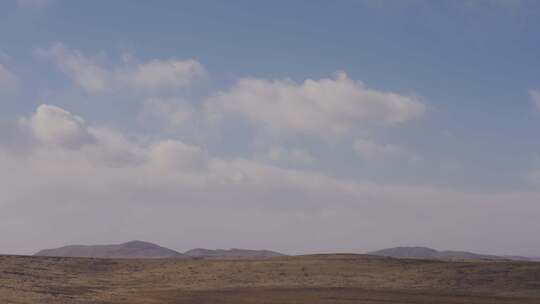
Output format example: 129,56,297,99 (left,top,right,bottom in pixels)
185,248,285,258
369,247,440,259
369,246,508,261
34,240,187,259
